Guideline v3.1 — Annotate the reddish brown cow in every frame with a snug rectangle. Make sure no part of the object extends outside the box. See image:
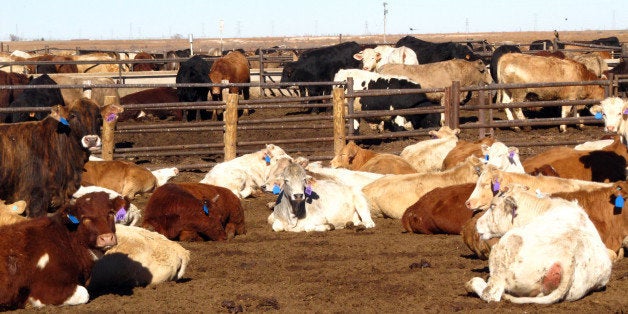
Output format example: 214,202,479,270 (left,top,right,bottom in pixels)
0,192,121,310
0,71,29,110
401,183,475,234
330,141,416,174
209,50,250,101
522,136,628,182
132,52,157,71
441,136,495,170
0,99,123,217
118,87,182,121
26,55,78,74
143,182,246,241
